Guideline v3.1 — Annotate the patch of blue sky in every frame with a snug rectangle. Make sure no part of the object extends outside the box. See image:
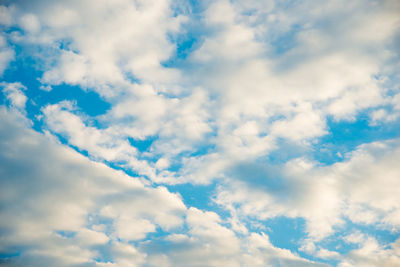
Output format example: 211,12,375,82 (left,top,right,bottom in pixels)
137,225,187,249
86,215,115,238
128,136,157,152
187,142,216,157
56,38,78,54
0,85,8,104
171,0,208,19
242,216,339,265
55,230,76,239
0,228,22,259
122,69,141,84
312,112,400,165
0,251,21,261
93,247,114,265
269,23,302,55
162,159,183,173
263,216,307,251
162,30,202,69
302,253,339,267
313,230,360,257
1,26,23,36
169,0,200,17
1,44,111,131
167,182,221,212
162,2,209,69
